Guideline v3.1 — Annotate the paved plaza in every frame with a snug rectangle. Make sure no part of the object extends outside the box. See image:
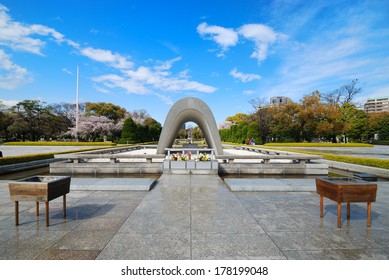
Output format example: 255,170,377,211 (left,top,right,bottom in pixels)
0,174,389,260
